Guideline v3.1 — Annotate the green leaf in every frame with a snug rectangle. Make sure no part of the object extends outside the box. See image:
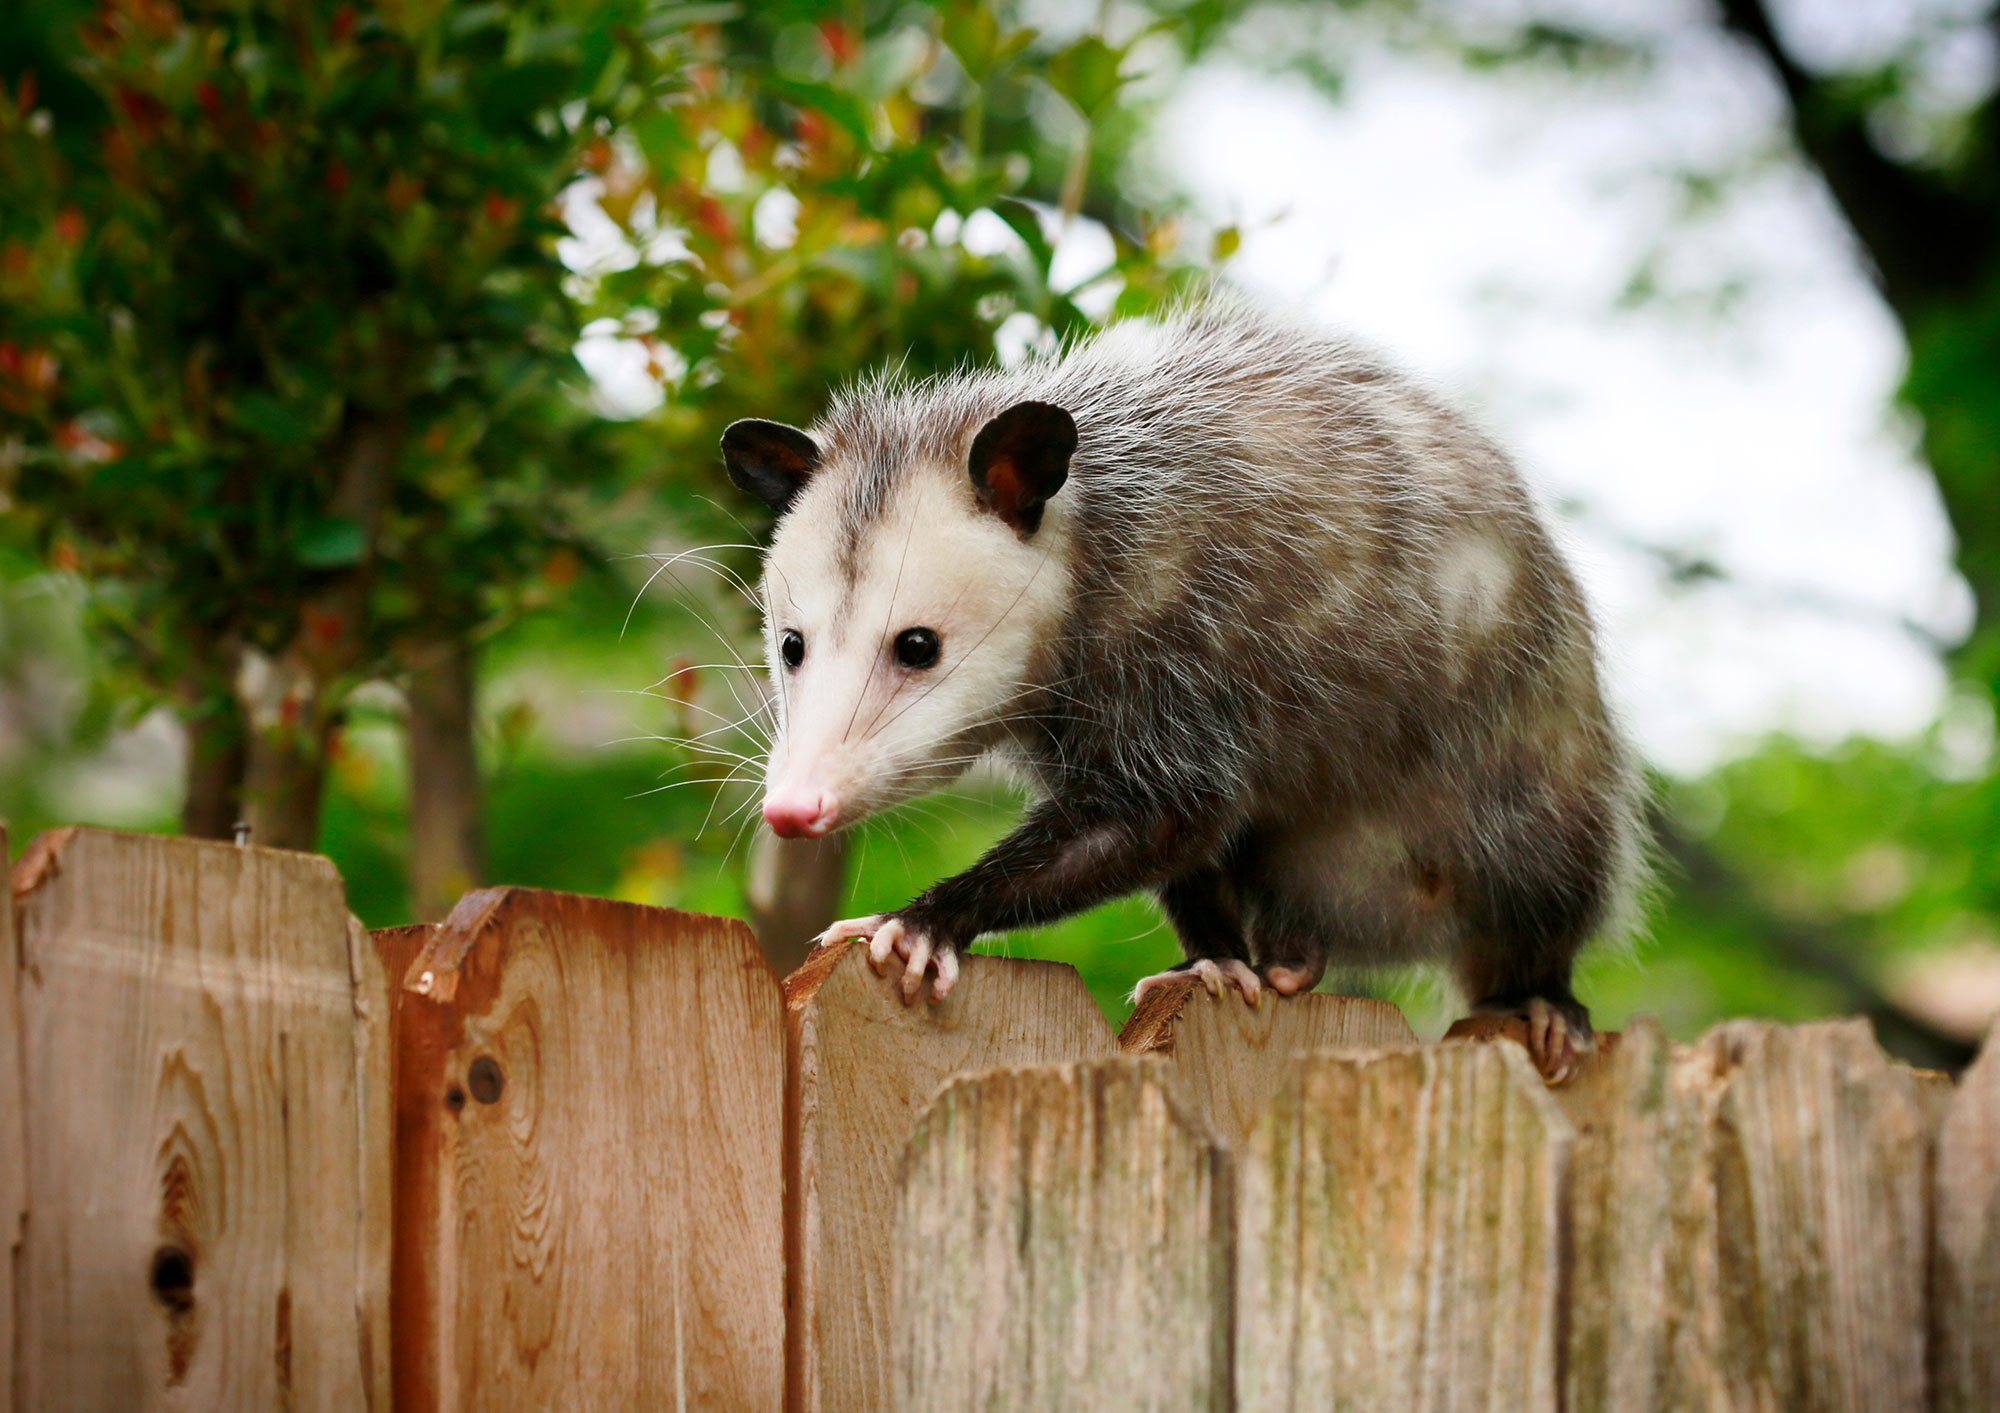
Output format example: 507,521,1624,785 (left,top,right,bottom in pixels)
226,392,312,446
294,516,368,568
1046,36,1123,117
